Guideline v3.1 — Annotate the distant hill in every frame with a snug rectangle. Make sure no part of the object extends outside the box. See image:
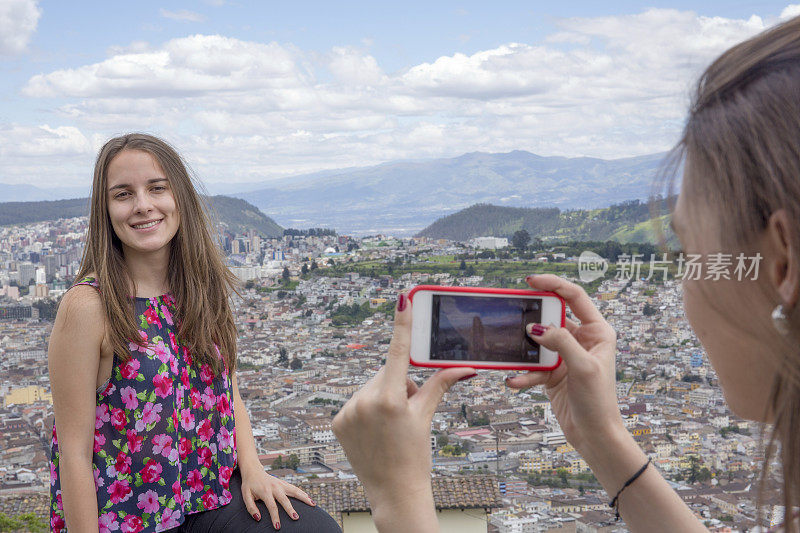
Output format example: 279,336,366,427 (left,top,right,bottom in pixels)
232,150,673,235
416,200,679,246
0,195,283,237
